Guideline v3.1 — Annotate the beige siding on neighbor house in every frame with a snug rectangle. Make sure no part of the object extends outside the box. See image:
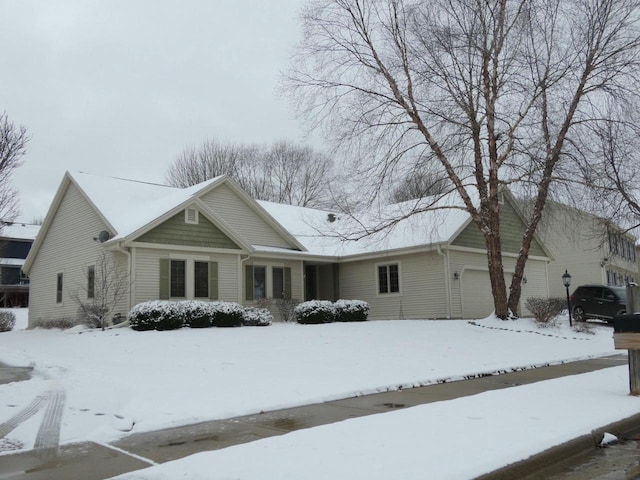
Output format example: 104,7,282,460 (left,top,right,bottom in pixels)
28,183,129,326
131,247,240,305
537,205,638,296
200,184,293,249
339,251,448,320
